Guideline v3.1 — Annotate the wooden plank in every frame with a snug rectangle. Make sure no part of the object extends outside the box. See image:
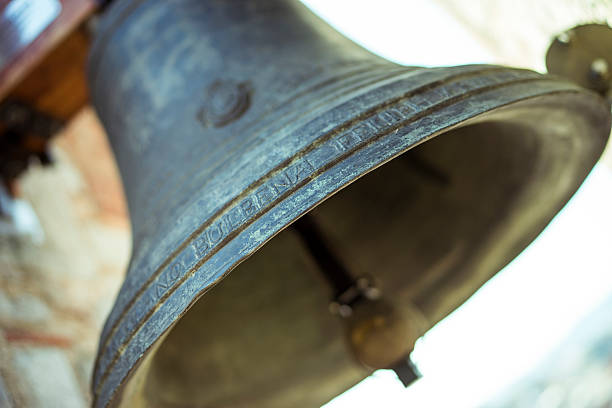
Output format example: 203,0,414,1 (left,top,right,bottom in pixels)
0,0,97,101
